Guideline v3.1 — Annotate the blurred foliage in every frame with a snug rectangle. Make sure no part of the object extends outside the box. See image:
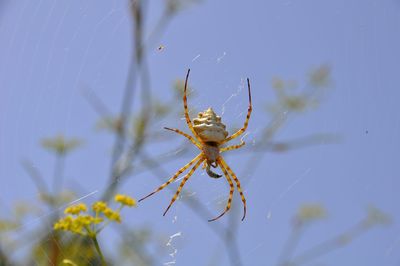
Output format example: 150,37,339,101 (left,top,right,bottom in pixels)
278,204,390,266
295,204,326,224
309,65,331,88
0,220,17,232
269,65,331,114
96,117,123,135
41,135,82,156
32,235,99,266
38,191,76,207
173,78,197,99
0,1,390,265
